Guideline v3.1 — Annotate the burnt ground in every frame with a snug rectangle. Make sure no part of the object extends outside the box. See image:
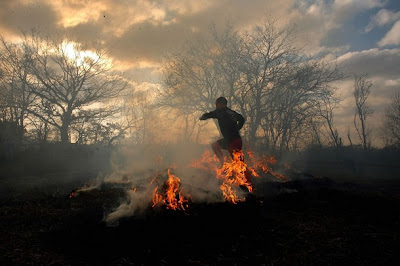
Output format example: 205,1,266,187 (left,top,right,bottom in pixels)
0,173,399,265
